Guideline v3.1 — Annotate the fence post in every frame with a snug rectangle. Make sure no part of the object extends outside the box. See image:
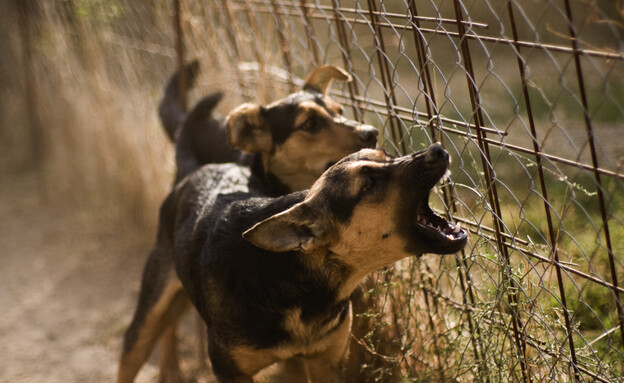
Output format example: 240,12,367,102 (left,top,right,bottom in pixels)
15,0,44,168
330,1,363,121
174,0,187,113
366,0,407,155
408,1,489,378
299,0,320,68
505,2,583,381
562,0,624,354
270,0,295,93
